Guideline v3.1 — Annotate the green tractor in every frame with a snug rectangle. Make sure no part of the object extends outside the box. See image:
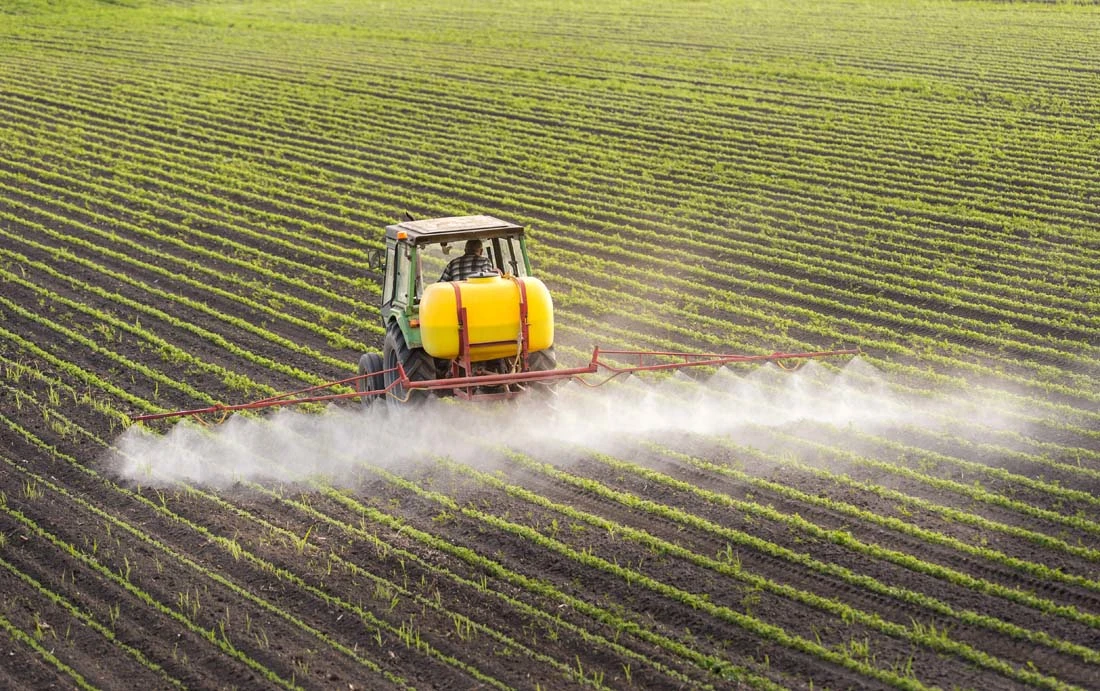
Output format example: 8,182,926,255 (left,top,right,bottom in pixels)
358,215,557,403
